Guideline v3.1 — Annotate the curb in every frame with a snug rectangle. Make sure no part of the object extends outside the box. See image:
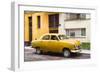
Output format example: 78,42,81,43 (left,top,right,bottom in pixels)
81,50,90,54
